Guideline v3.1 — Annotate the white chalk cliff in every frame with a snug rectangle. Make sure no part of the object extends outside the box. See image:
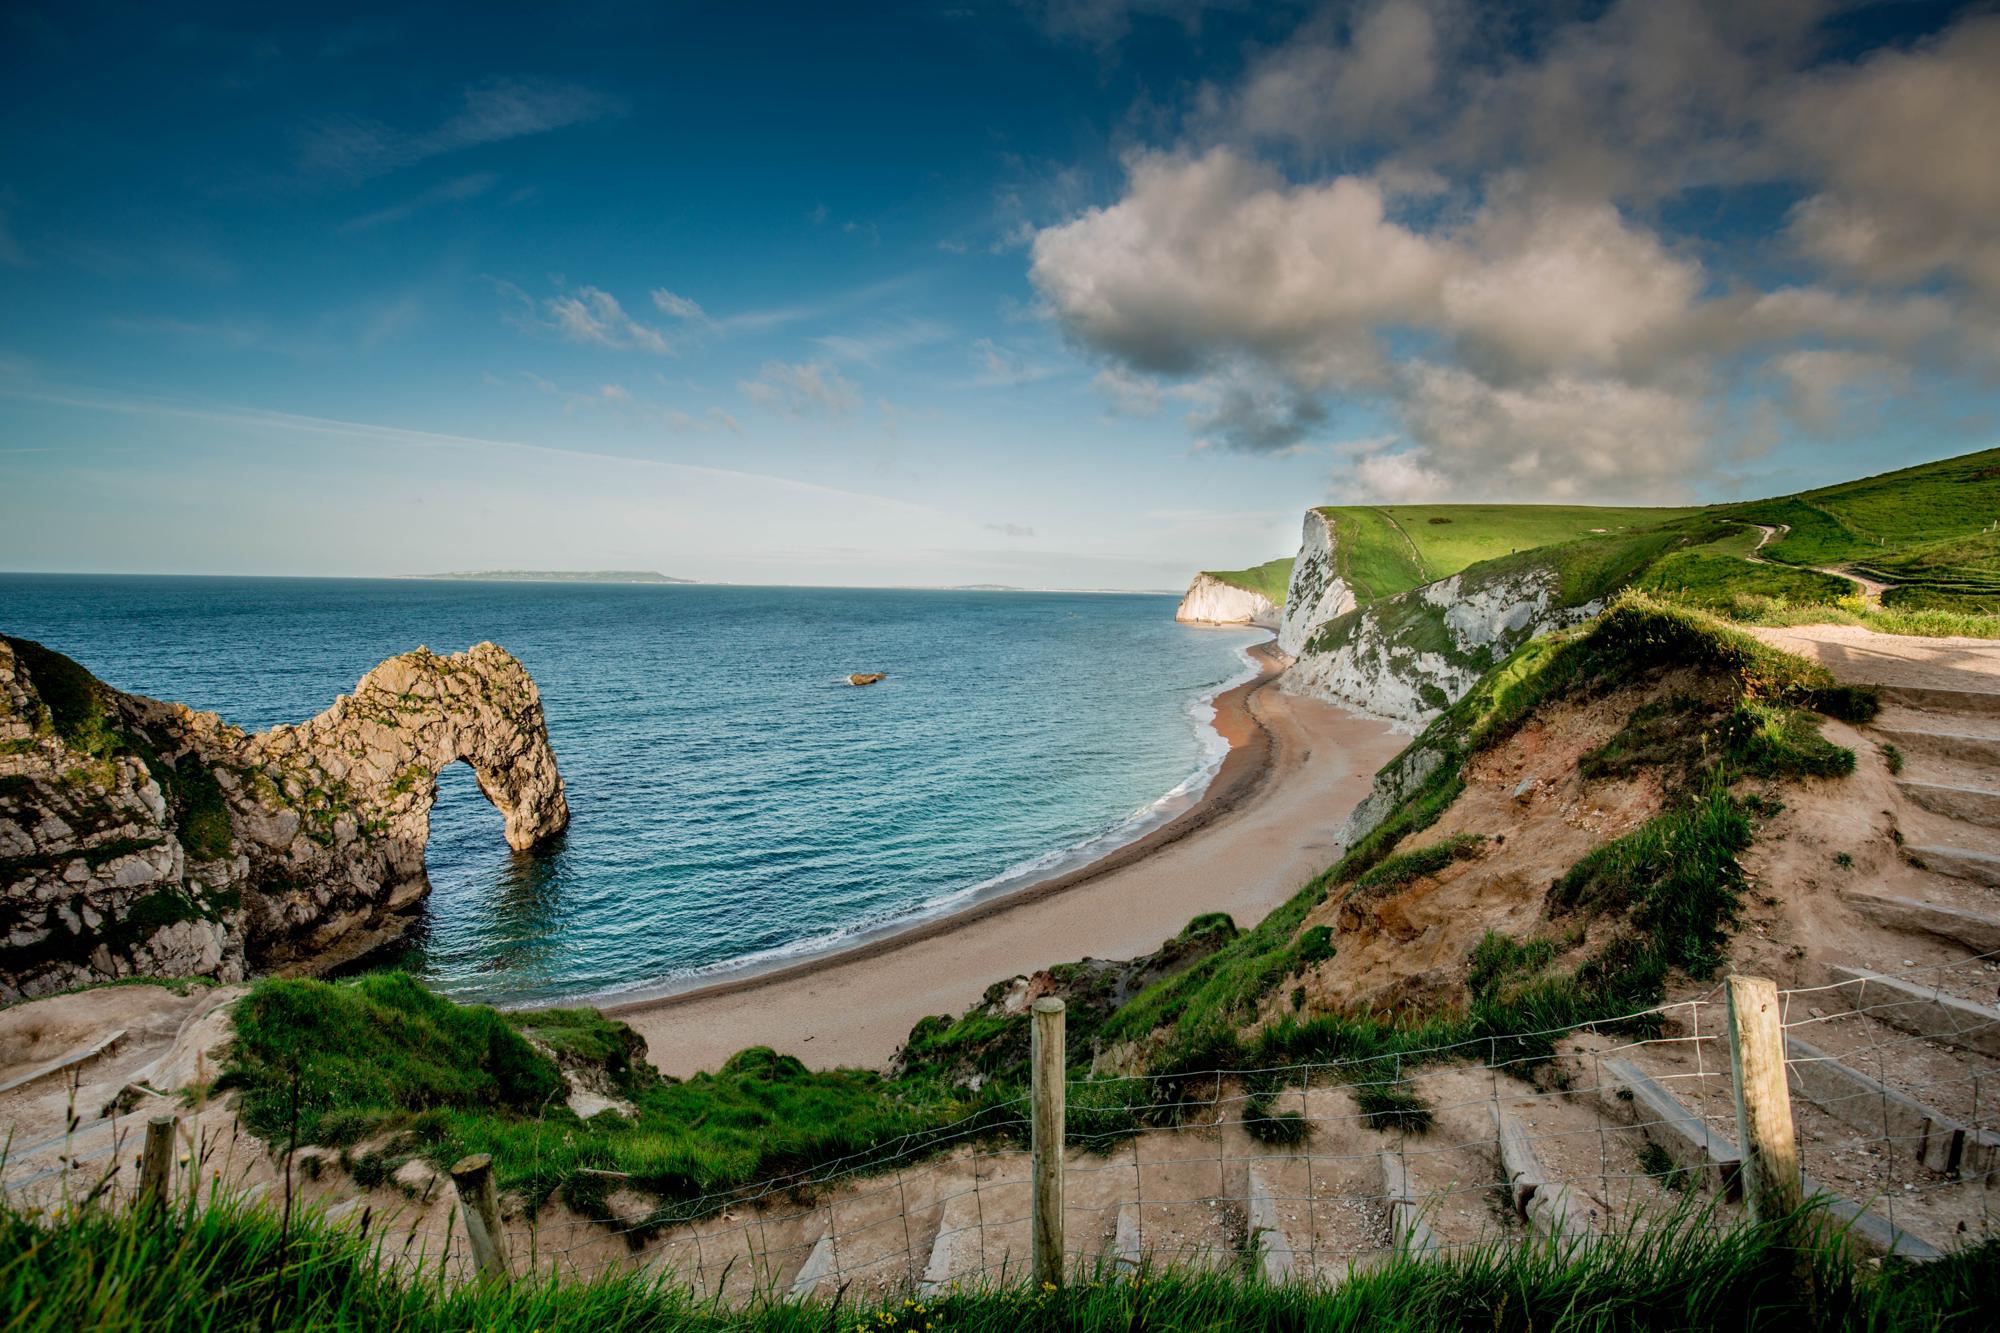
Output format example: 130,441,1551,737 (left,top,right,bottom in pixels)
1175,573,1280,628
1274,510,1603,729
